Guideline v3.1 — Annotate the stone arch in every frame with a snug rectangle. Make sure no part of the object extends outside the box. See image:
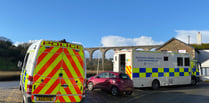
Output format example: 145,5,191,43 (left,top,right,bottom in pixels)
150,48,157,51
136,48,144,51
120,48,128,51
104,49,114,59
84,50,90,58
92,49,102,59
